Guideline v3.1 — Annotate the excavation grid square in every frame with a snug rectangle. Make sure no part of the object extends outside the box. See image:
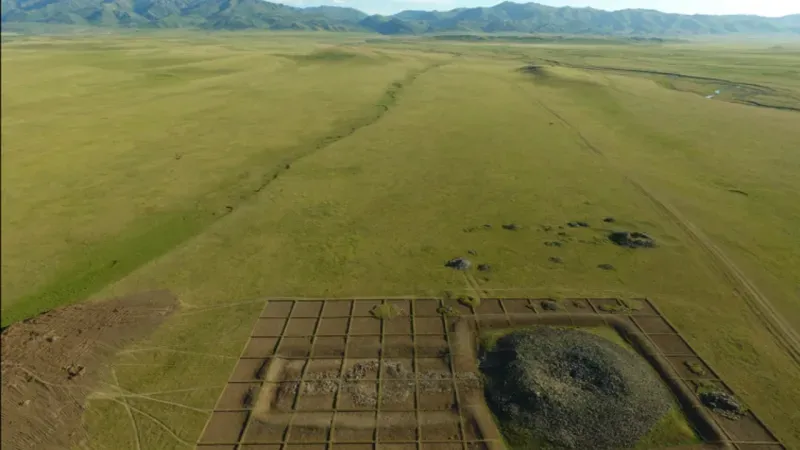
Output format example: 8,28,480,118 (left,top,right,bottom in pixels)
198,297,783,450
